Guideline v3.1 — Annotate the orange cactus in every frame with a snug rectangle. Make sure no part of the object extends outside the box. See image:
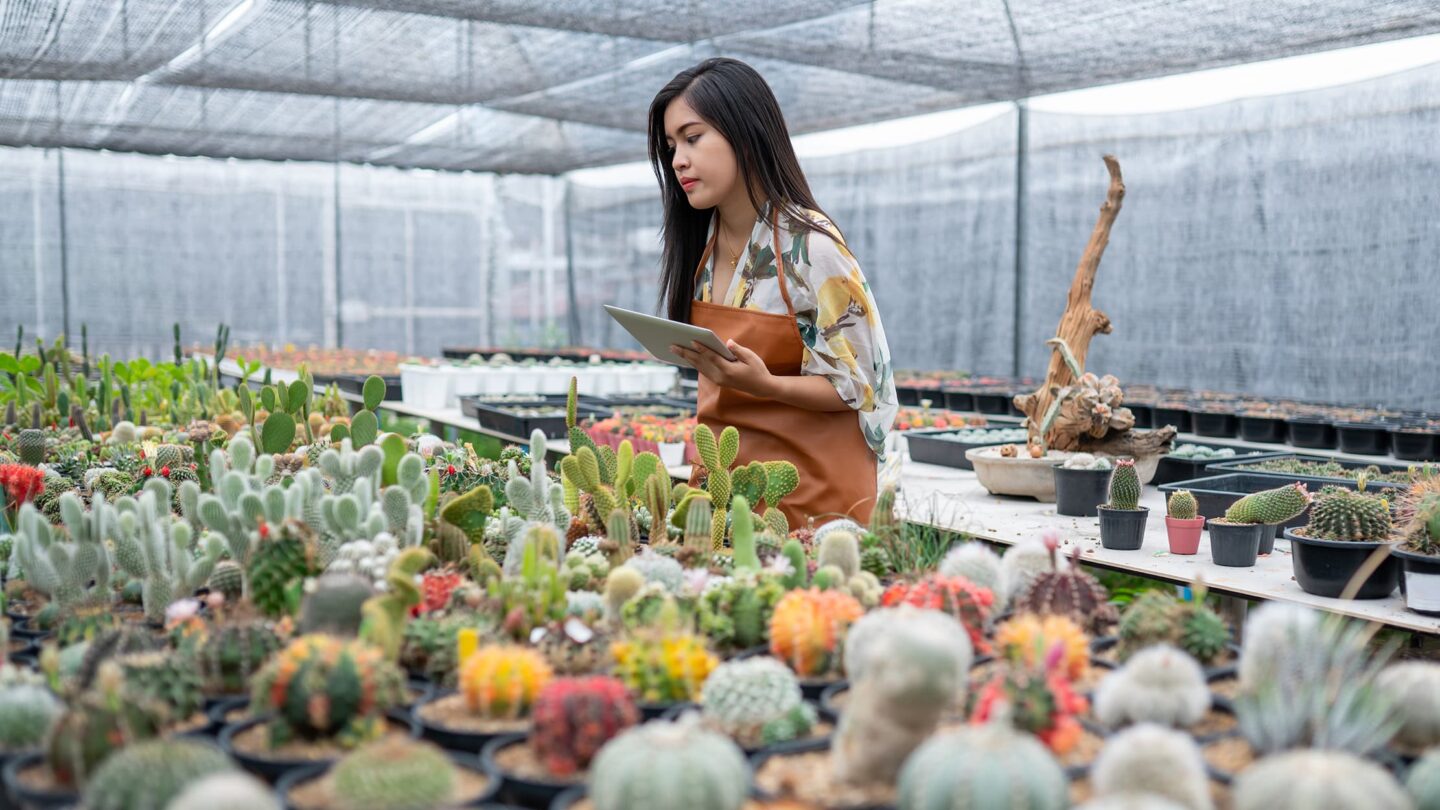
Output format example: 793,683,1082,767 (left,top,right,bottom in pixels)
768,588,864,678
994,613,1090,682
460,644,554,719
